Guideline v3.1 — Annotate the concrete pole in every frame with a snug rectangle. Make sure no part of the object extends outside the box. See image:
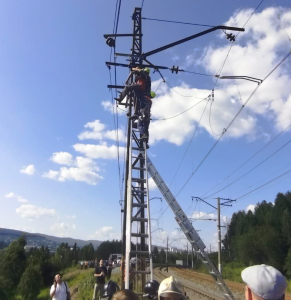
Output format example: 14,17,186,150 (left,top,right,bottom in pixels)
191,245,194,268
166,236,168,265
217,197,222,274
